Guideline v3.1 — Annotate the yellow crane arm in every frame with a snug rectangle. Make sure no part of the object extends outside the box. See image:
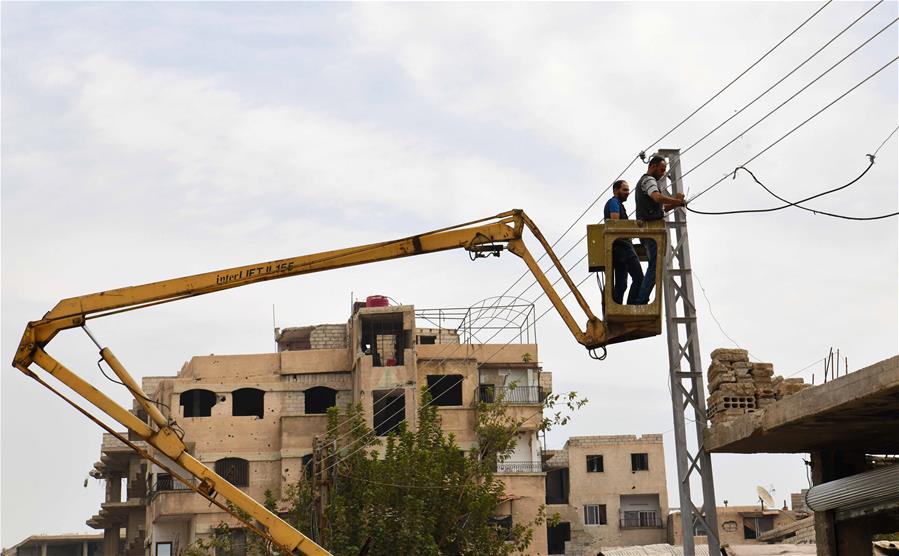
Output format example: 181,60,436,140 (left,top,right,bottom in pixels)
11,209,628,556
